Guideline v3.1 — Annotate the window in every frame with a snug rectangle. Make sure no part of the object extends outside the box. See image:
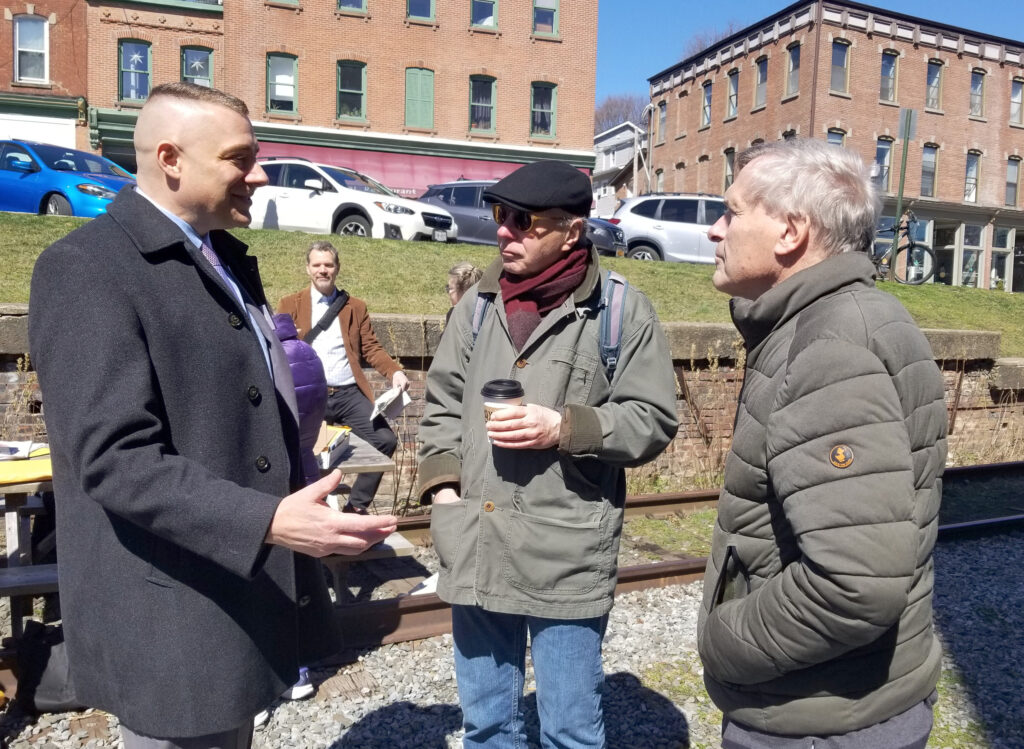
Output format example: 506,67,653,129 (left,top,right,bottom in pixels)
533,0,557,35
701,82,712,127
726,70,738,118
656,101,666,143
754,57,767,109
926,60,942,109
1012,78,1024,125
407,0,433,20
921,144,938,198
405,67,434,129
338,0,366,9
337,61,366,119
723,148,735,189
873,138,892,191
970,69,985,117
782,129,796,141
786,44,800,96
827,129,845,147
471,0,496,26
879,50,897,102
267,54,297,113
1007,157,1021,207
119,40,151,102
654,169,664,192
13,16,47,83
830,40,849,93
470,75,496,132
181,47,212,87
964,151,980,202
530,82,556,136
